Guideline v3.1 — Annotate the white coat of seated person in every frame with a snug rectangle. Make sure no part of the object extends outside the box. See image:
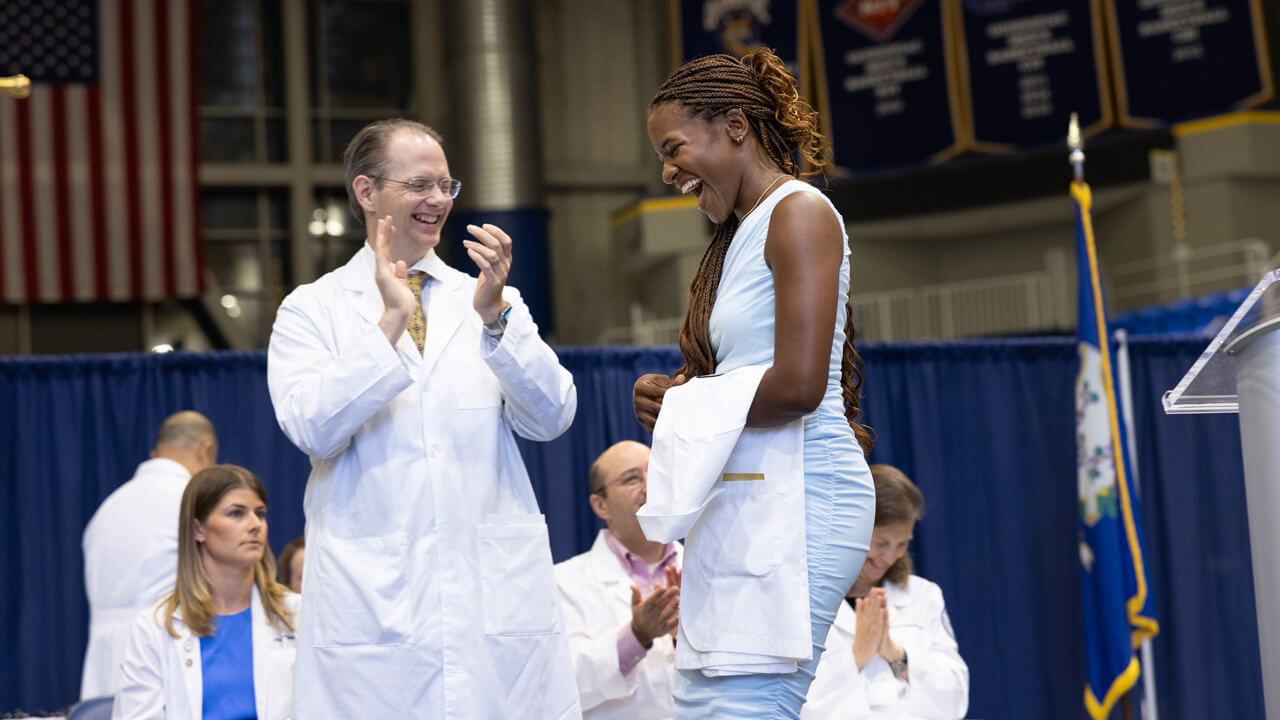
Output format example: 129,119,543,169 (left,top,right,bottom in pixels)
801,464,968,720
555,441,684,719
